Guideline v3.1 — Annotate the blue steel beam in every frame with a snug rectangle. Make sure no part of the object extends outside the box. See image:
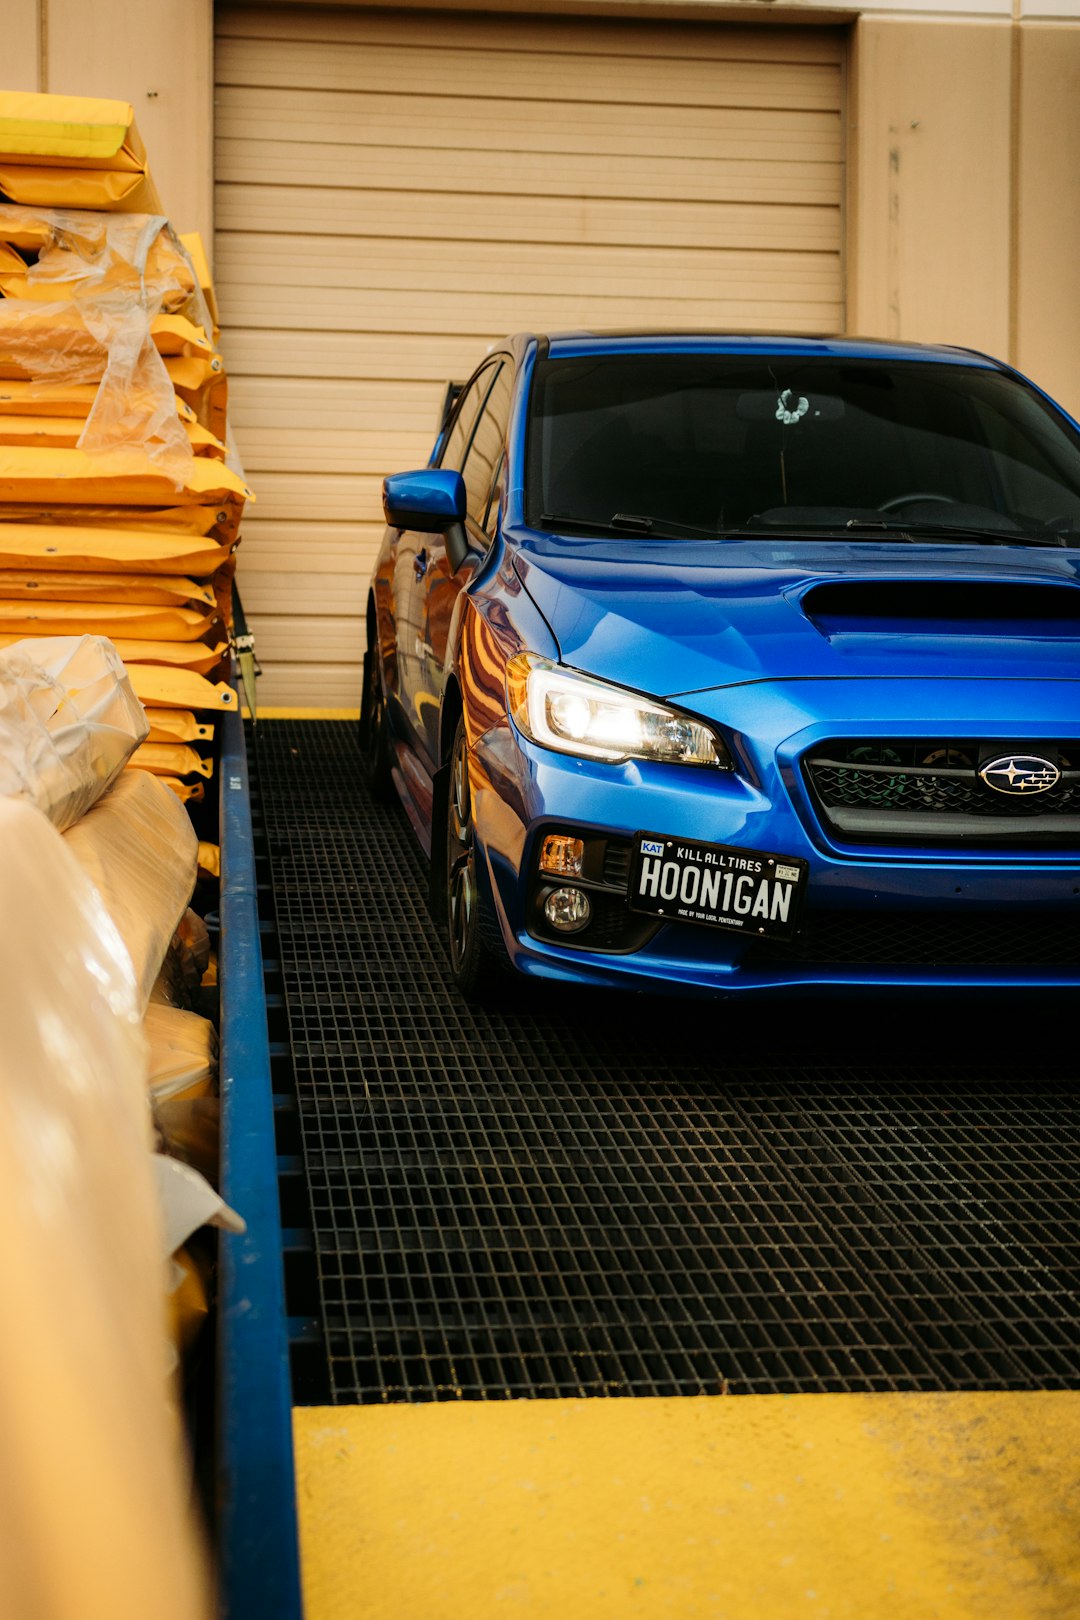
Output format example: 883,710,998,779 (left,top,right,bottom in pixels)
217,700,304,1620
